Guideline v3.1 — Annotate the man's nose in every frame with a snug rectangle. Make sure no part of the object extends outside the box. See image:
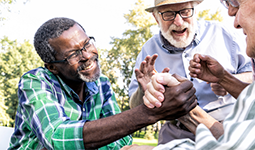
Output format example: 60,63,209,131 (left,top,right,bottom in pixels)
80,49,93,60
173,14,184,26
